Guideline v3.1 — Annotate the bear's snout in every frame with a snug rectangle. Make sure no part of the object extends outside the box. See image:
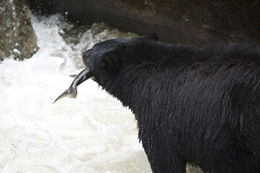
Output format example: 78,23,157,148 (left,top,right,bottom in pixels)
82,49,92,68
